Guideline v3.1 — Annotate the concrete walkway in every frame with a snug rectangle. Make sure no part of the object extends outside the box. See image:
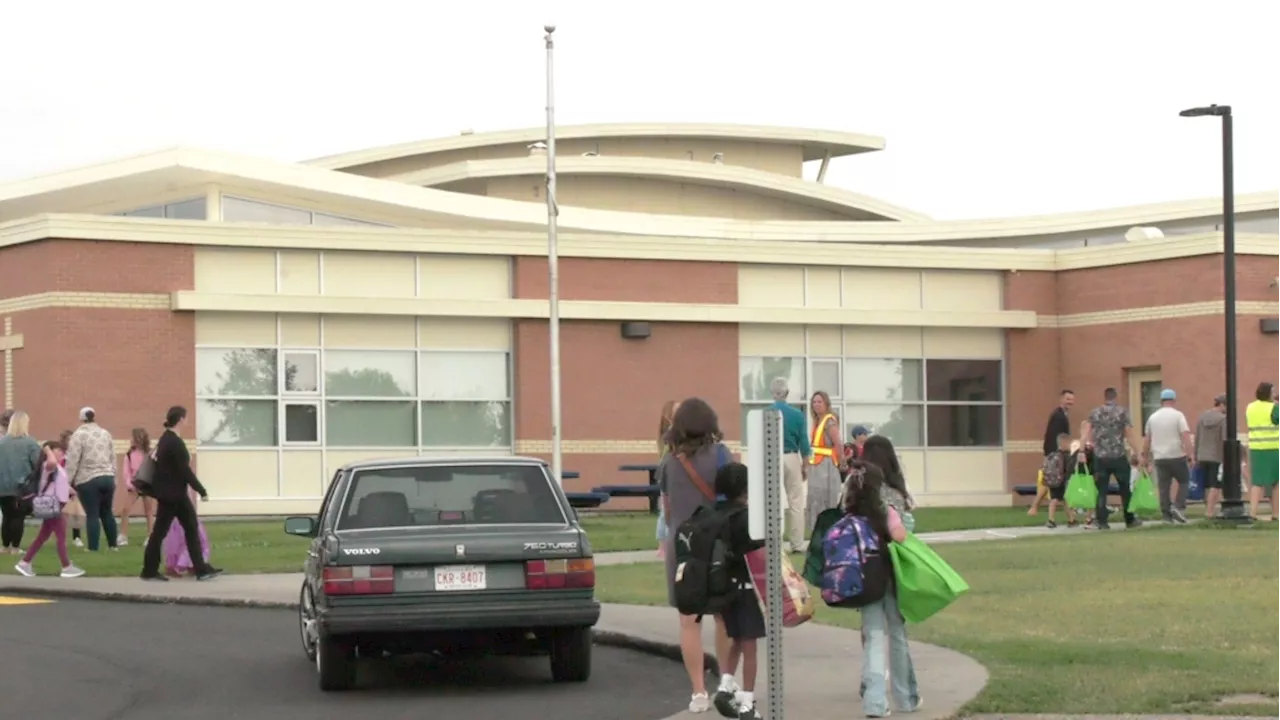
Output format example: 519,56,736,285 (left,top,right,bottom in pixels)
0,571,986,719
